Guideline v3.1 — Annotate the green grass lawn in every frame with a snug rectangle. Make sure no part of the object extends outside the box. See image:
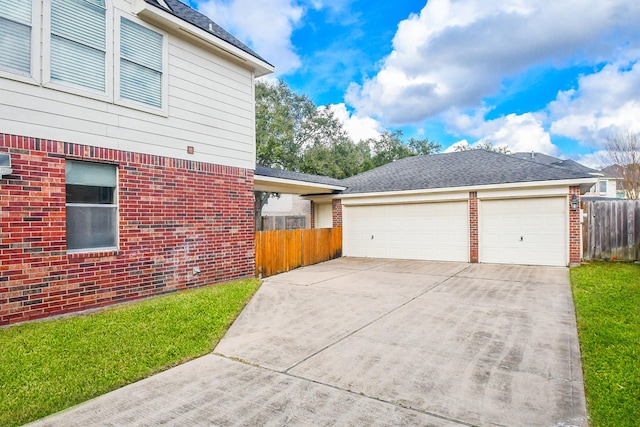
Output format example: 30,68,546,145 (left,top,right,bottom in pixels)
0,279,260,427
571,262,640,426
